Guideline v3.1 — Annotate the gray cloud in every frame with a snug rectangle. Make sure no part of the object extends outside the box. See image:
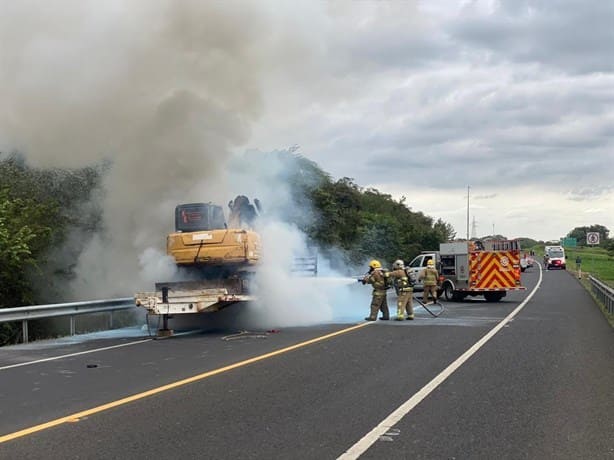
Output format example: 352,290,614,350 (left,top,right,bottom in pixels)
1,0,613,252
567,186,614,201
448,0,614,74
